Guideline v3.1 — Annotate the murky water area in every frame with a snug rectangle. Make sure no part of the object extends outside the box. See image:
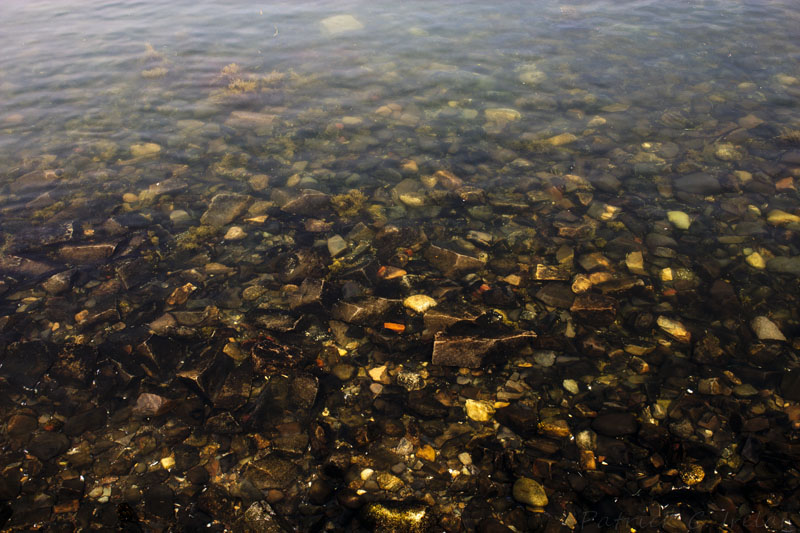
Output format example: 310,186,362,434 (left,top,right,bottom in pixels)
1,0,800,530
